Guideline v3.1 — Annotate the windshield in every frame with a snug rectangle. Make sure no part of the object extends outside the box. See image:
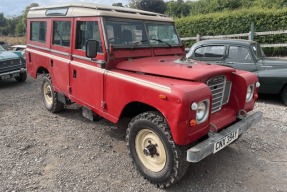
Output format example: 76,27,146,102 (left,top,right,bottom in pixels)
103,18,180,47
251,43,265,59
